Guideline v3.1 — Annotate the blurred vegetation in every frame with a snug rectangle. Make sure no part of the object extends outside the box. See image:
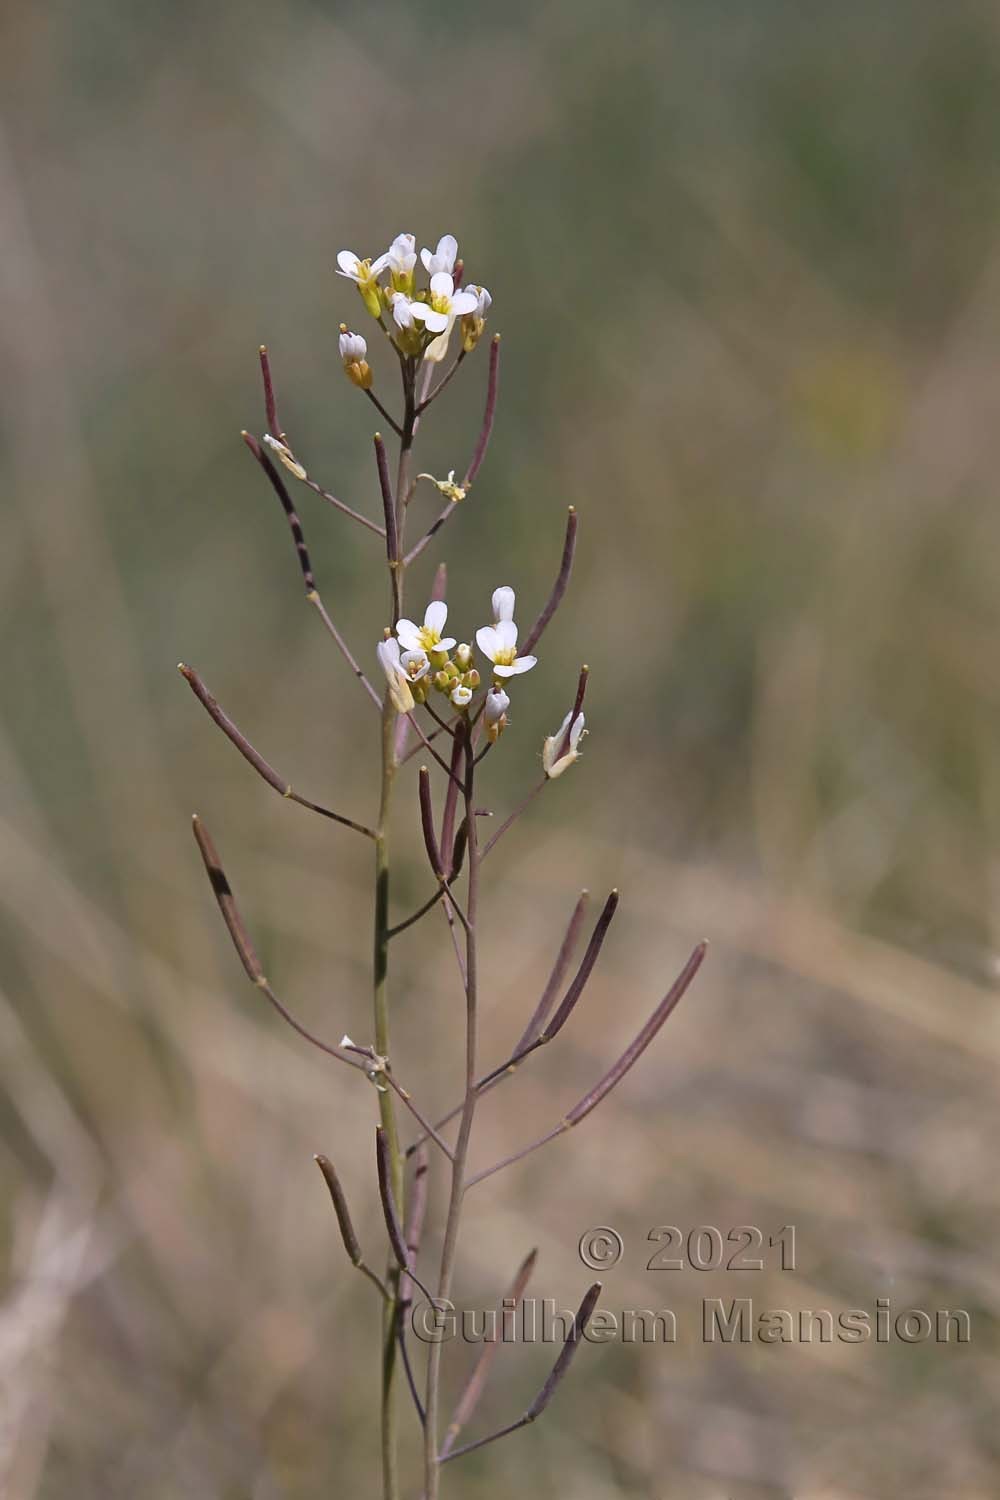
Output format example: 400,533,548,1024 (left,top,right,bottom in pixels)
1,0,999,1495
